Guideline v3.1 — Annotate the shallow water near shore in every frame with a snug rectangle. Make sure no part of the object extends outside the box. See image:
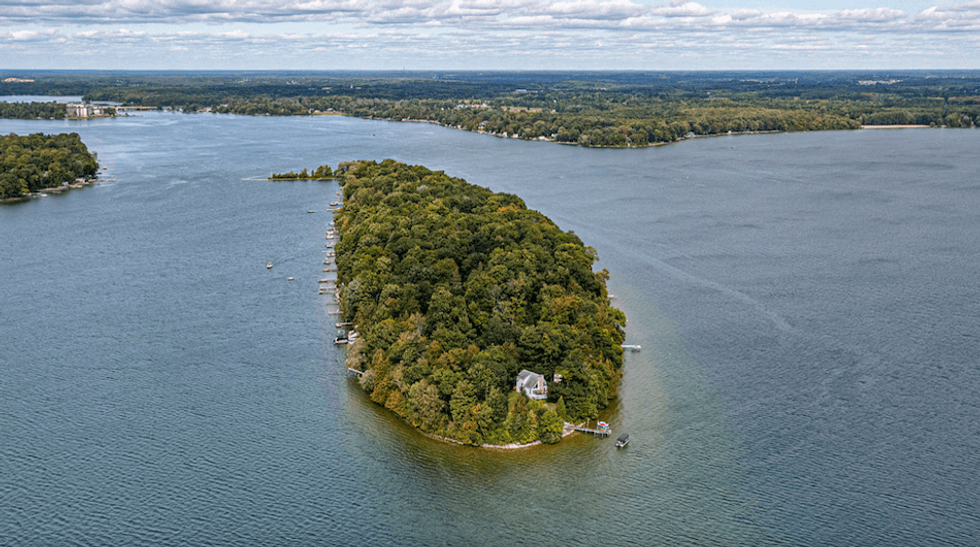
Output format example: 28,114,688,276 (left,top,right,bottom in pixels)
2,112,979,545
